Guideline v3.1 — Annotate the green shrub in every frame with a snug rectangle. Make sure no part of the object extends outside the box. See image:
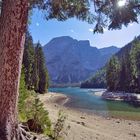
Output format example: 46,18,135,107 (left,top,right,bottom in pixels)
50,110,66,140
18,68,30,122
19,69,66,139
24,93,52,135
